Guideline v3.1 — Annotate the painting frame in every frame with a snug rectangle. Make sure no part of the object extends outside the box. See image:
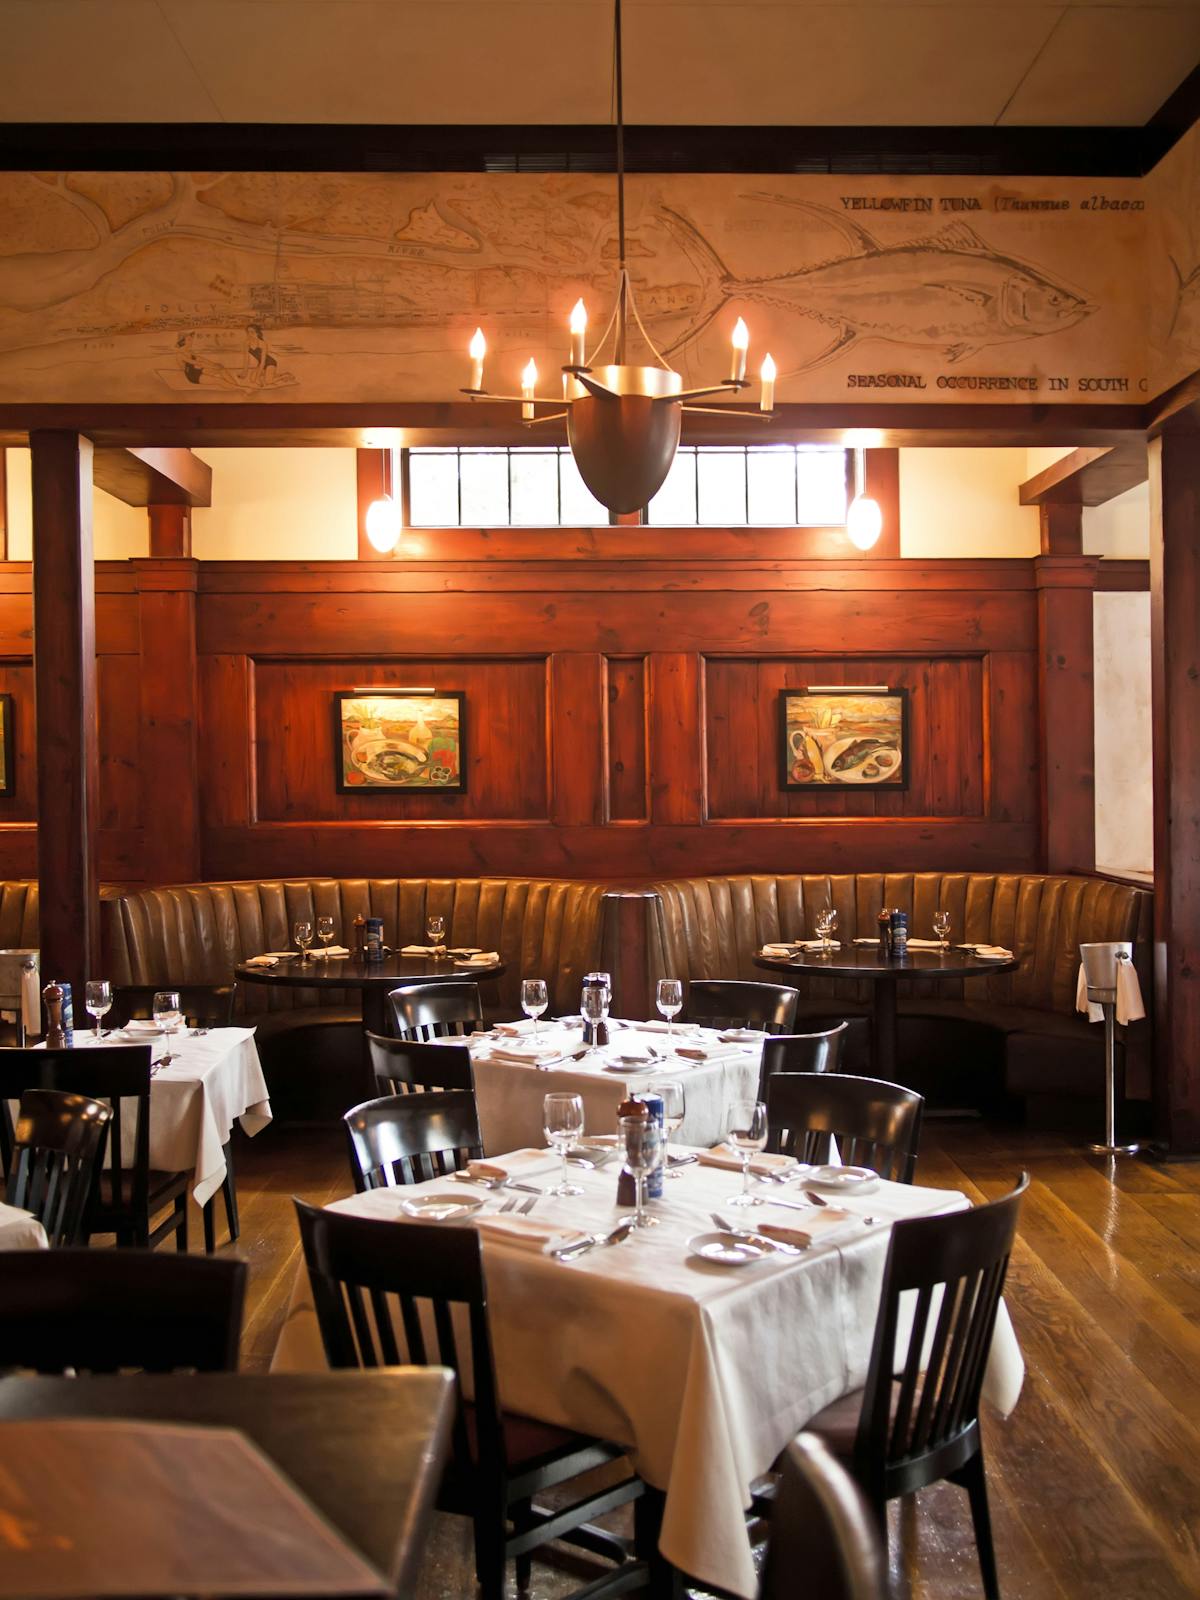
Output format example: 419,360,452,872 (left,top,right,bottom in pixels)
778,687,909,791
334,691,467,795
